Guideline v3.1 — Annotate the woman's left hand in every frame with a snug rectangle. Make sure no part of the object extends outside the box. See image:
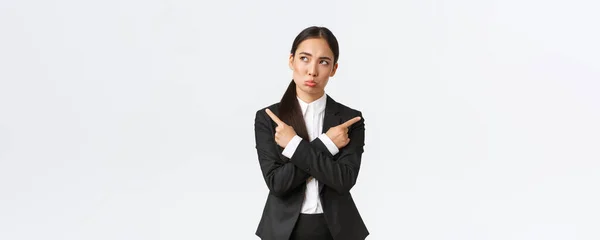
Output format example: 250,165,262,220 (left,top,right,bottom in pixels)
265,109,297,148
